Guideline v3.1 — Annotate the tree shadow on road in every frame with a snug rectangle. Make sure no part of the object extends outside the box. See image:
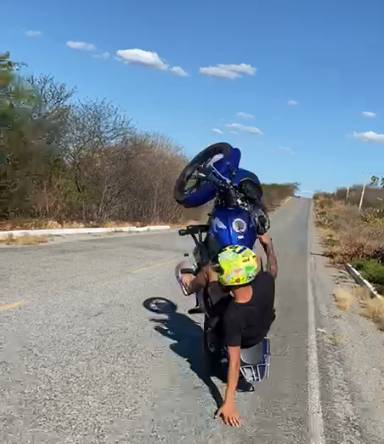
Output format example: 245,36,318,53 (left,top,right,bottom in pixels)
143,297,223,409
